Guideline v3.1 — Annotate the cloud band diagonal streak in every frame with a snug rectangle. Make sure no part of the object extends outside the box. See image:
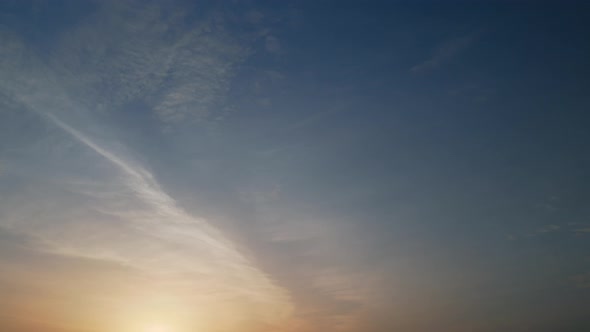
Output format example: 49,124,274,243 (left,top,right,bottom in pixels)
42,111,292,322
